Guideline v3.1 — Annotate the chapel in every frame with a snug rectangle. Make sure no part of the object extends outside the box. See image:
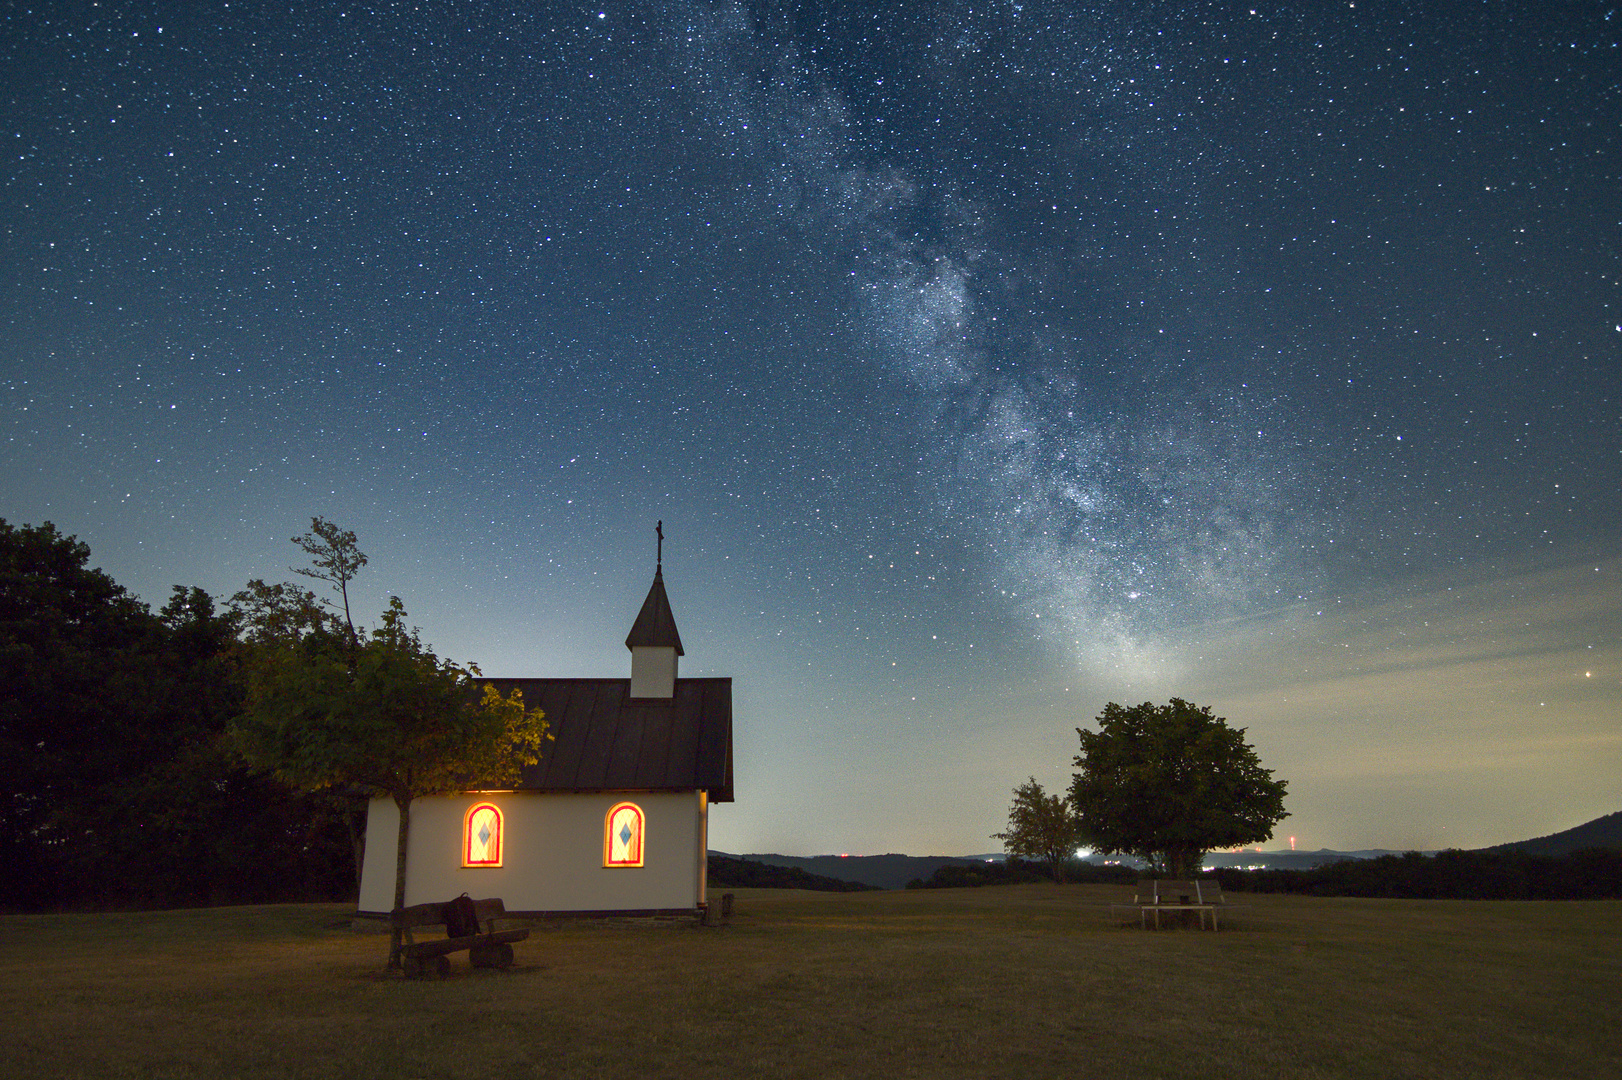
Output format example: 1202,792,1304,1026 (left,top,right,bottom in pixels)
355,529,733,917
